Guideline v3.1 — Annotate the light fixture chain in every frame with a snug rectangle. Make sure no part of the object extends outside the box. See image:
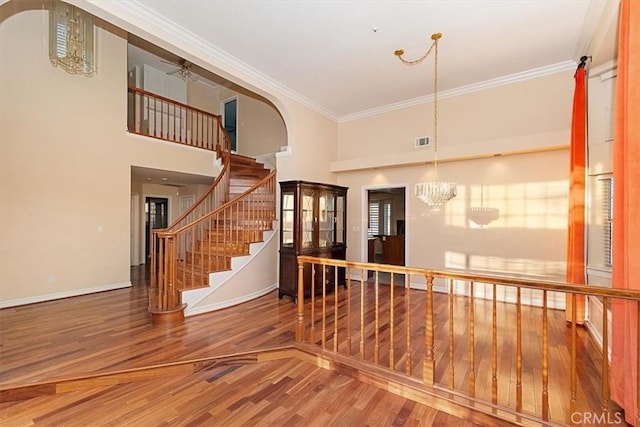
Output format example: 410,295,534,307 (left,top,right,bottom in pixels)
396,32,456,209
433,36,439,178
394,41,437,66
